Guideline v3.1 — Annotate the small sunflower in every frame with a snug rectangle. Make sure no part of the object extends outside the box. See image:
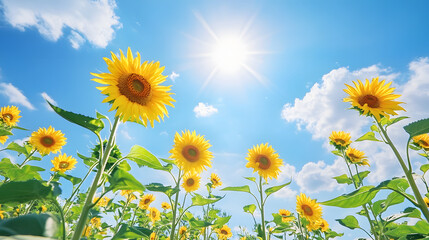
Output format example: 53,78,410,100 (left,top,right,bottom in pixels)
1,106,21,127
329,131,352,149
50,153,77,173
41,205,47,212
83,226,92,237
150,232,156,240
245,143,283,181
210,173,222,188
139,194,156,209
0,135,8,145
319,218,329,232
120,190,137,201
413,134,429,151
182,172,201,193
90,217,101,228
170,130,213,173
305,220,320,232
424,197,429,208
29,126,66,155
343,77,405,122
161,202,171,210
93,196,110,207
279,209,293,223
92,48,175,127
179,226,189,239
147,207,161,223
296,193,323,222
346,147,369,166
215,225,232,240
